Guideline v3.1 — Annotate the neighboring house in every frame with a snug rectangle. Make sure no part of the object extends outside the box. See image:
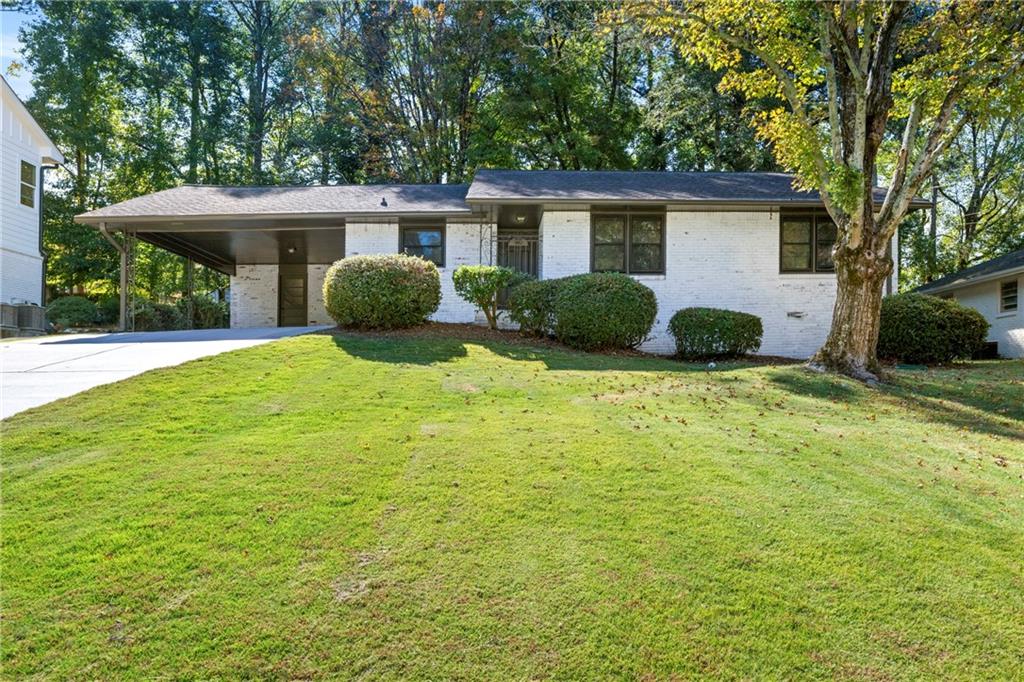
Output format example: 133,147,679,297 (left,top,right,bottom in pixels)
74,170,927,357
1,75,64,311
917,248,1023,358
